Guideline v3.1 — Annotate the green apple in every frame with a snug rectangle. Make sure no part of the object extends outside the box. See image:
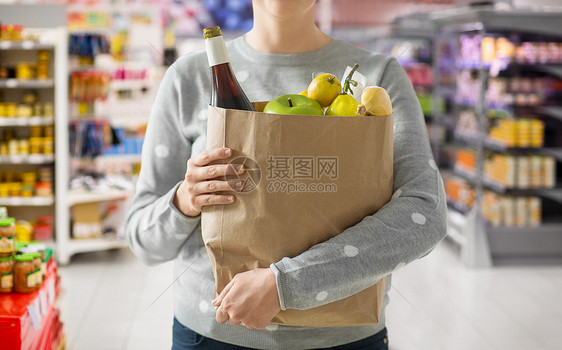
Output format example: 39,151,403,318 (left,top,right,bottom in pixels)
263,94,324,115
